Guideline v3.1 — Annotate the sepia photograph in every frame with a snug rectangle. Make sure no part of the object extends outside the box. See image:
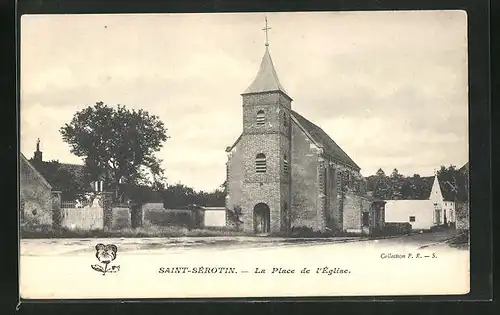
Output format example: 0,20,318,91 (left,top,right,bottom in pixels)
19,11,469,299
